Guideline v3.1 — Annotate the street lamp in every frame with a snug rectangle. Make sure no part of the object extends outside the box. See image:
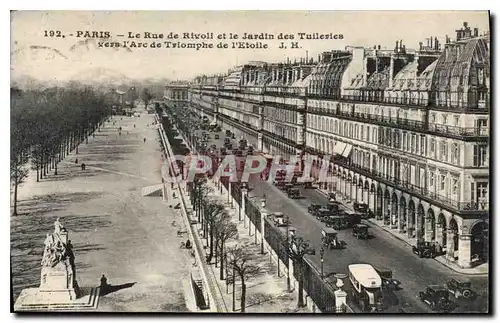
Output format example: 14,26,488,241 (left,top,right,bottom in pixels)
320,246,325,279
